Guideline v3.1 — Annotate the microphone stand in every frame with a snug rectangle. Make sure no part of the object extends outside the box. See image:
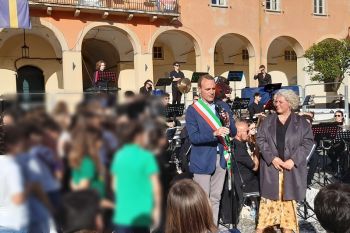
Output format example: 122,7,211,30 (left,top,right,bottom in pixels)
216,103,241,228
215,103,233,191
